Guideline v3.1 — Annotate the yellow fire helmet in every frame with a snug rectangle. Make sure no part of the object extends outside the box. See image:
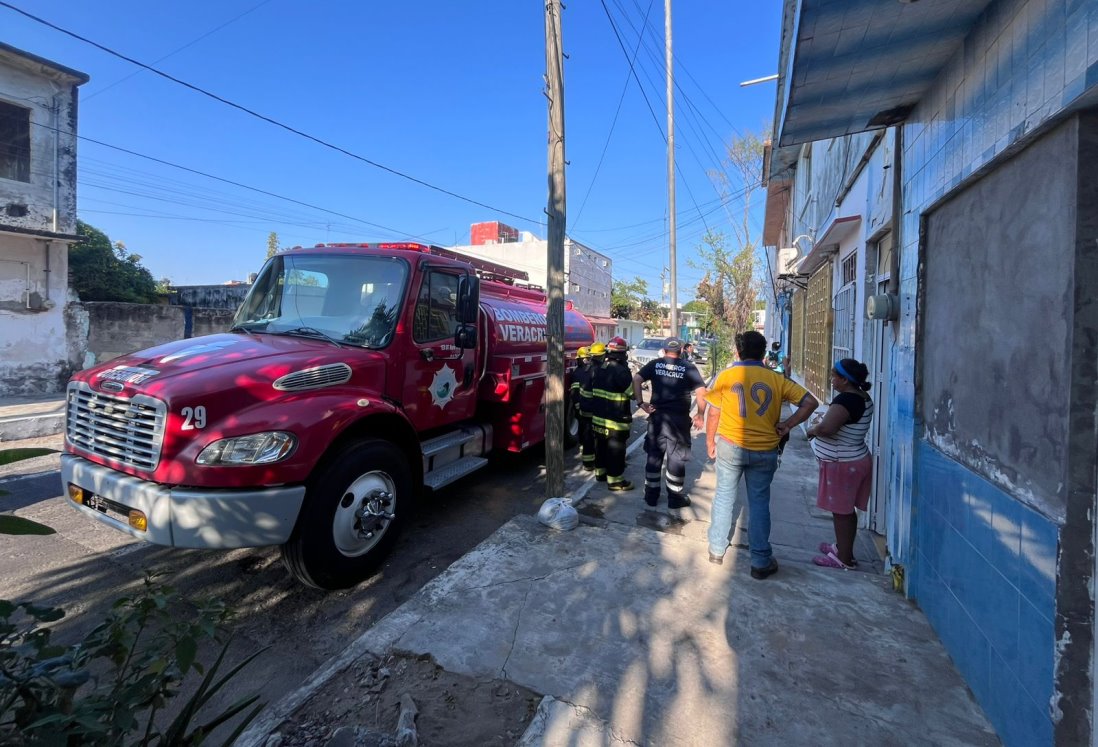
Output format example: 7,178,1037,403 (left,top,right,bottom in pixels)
589,342,607,356
577,346,591,359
